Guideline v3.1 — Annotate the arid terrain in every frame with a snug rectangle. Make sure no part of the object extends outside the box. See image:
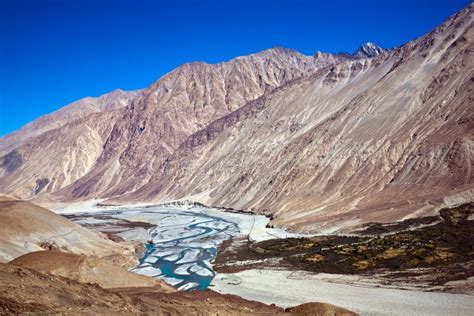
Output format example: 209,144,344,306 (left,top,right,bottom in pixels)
2,260,356,315
214,203,474,294
0,196,140,265
0,2,473,315
0,198,355,315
